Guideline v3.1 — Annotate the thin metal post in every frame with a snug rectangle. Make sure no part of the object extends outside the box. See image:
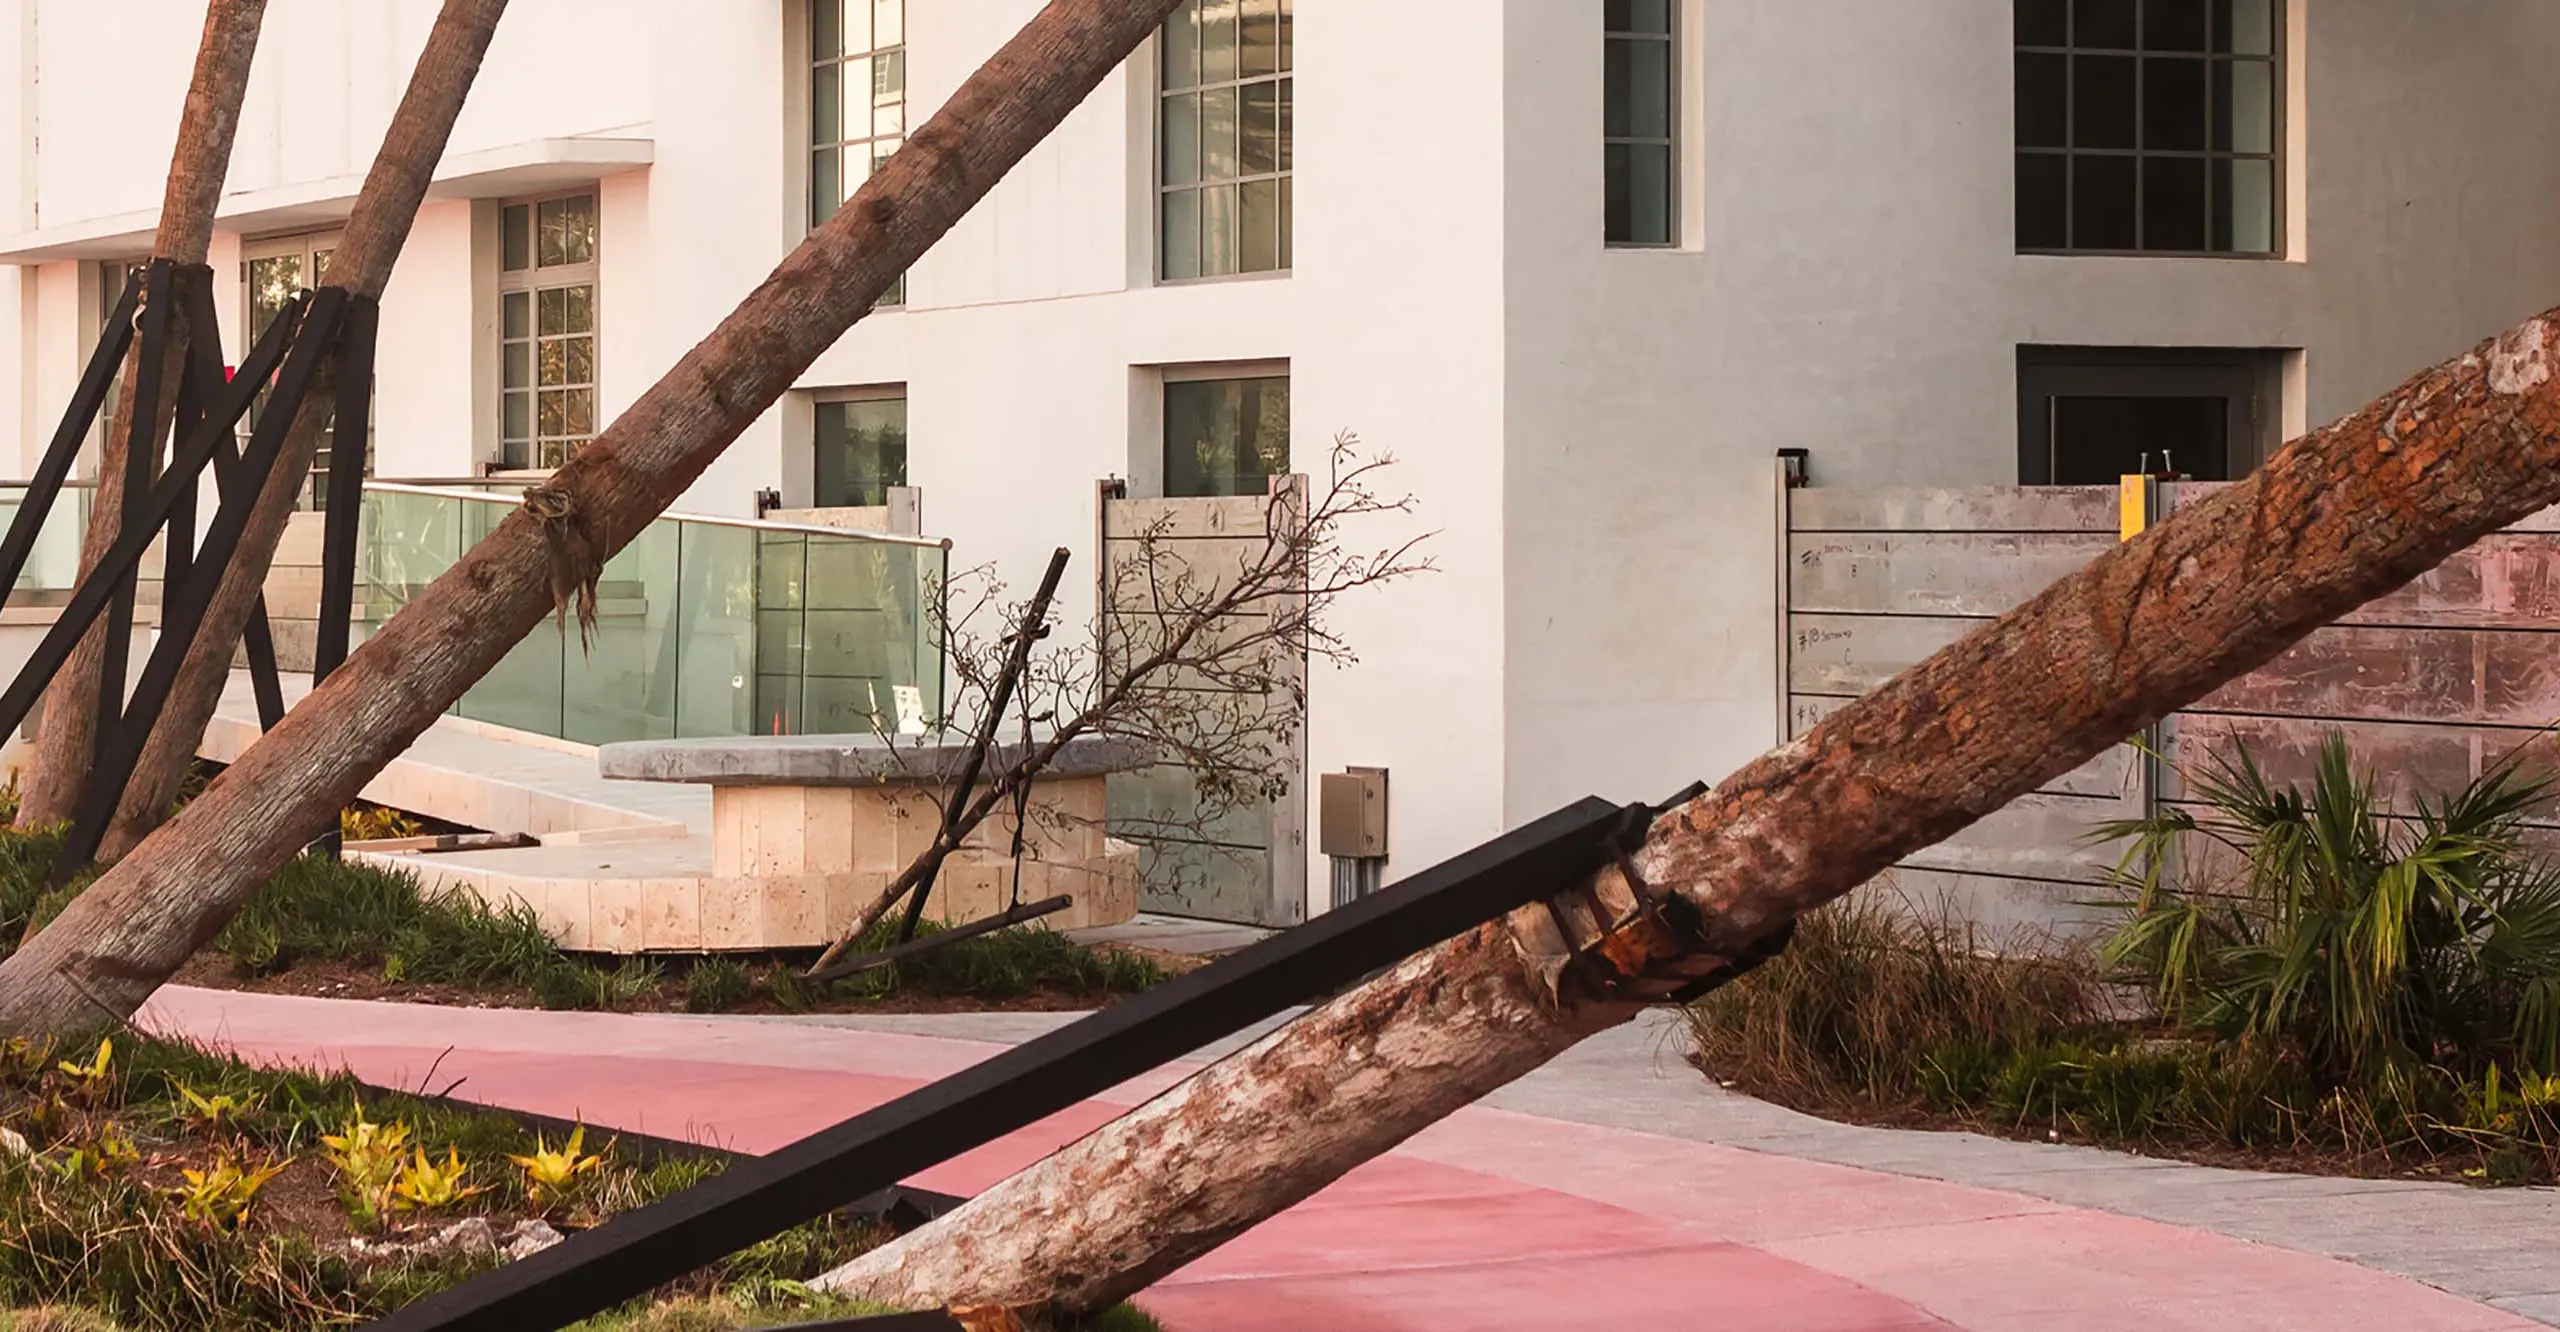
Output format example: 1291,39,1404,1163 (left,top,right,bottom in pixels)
0,272,141,602
47,292,345,876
